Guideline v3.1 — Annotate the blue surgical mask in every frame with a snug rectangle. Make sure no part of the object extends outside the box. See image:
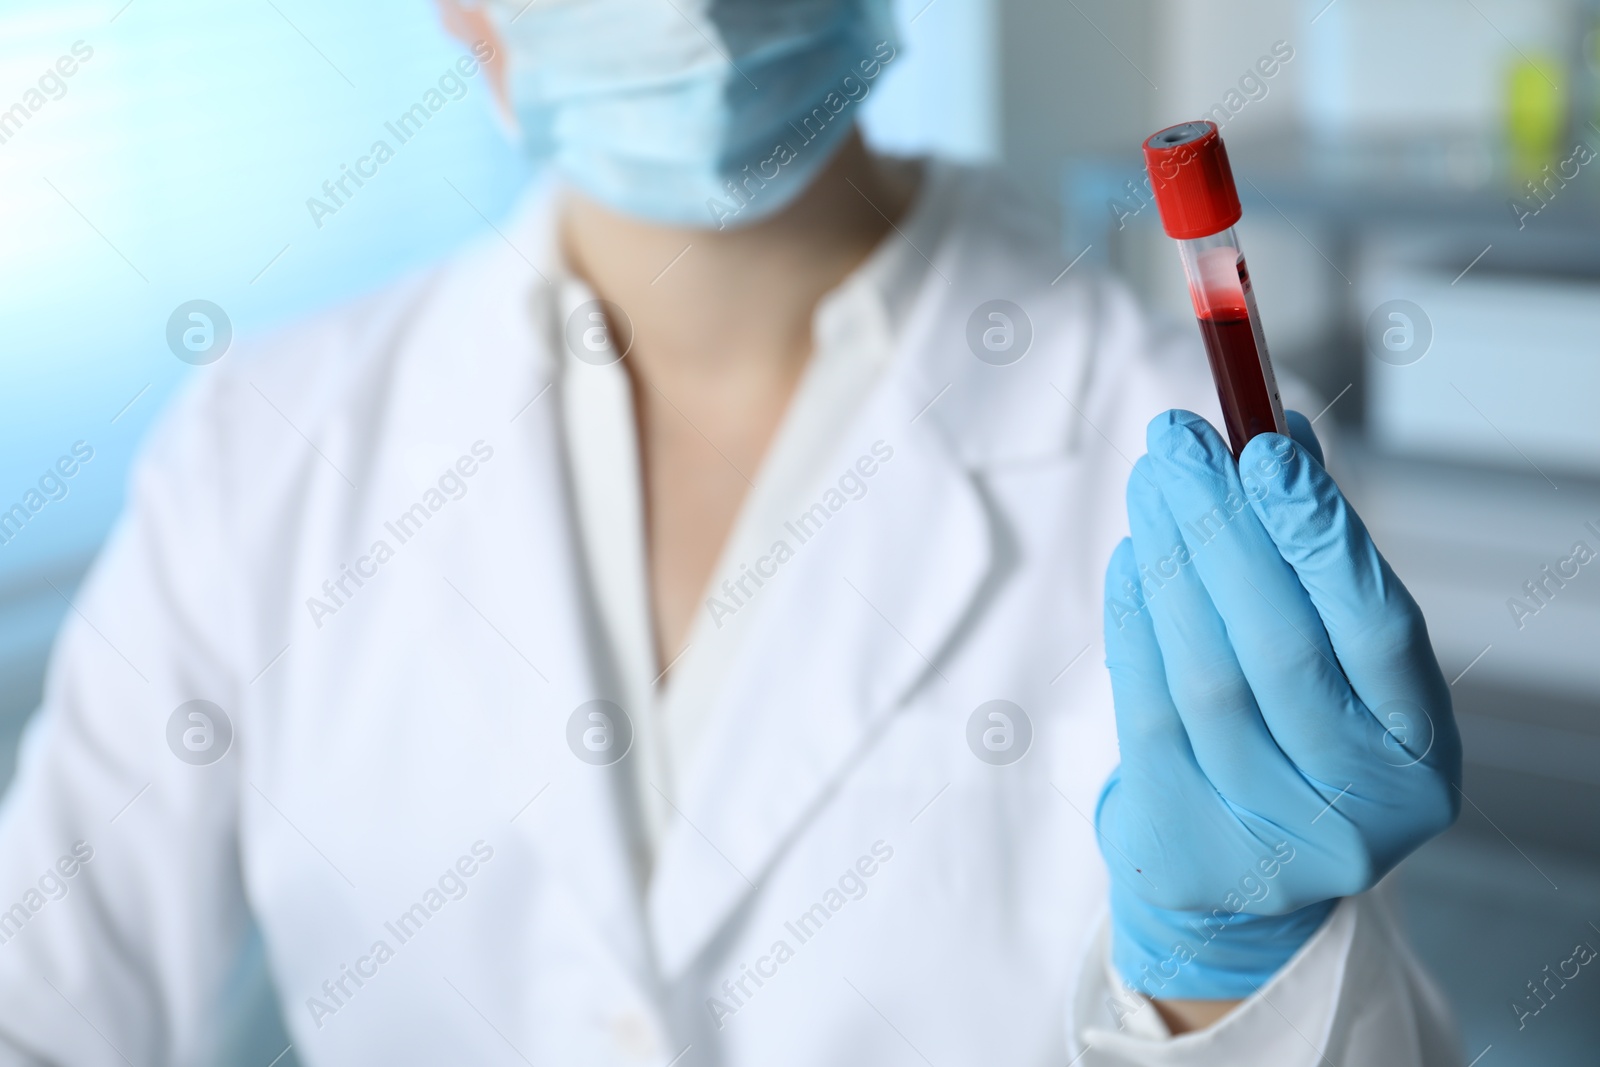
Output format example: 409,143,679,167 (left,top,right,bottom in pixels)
485,0,898,229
